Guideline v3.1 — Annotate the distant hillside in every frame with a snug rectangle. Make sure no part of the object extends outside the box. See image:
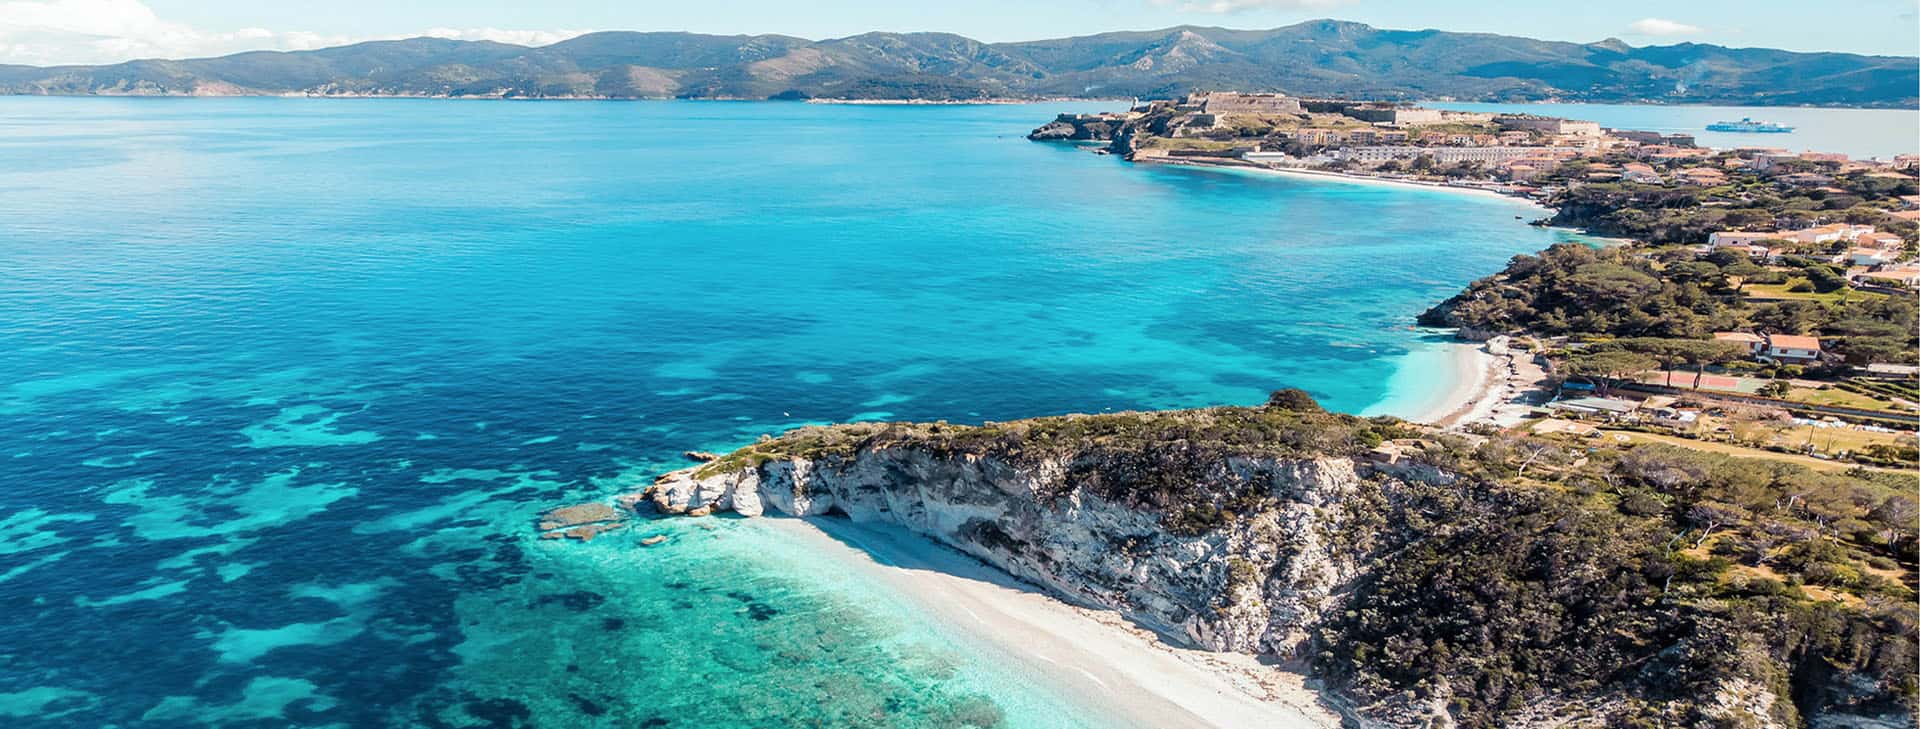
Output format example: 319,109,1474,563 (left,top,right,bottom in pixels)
2,20,1913,107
